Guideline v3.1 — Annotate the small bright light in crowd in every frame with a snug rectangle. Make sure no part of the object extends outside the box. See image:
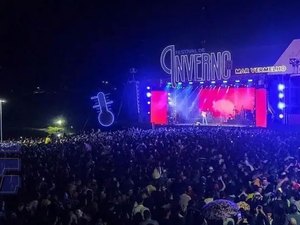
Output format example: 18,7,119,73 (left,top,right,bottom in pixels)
147,111,150,115
189,81,193,85
279,93,284,99
235,80,240,83
279,114,284,119
57,133,62,138
248,79,253,82
223,80,228,84
168,93,171,96
278,102,286,109
278,84,285,91
146,92,151,97
211,81,216,84
178,82,182,85
147,101,151,105
146,86,151,90
105,81,109,84
168,101,173,105
168,96,171,100
55,119,65,126
200,81,204,84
